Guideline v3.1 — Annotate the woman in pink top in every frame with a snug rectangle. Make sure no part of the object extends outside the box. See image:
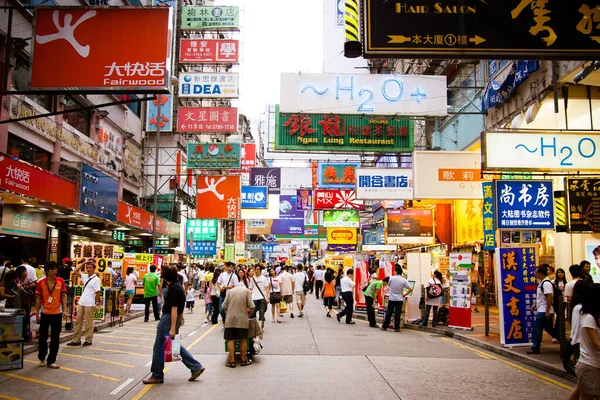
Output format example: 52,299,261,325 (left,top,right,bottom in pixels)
124,267,136,314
